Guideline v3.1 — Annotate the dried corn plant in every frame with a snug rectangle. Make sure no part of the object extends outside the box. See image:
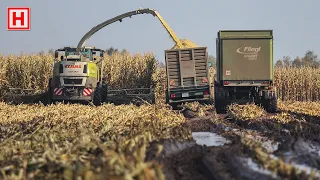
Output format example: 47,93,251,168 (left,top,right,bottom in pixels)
2,53,320,103
152,67,167,104
278,101,320,117
273,67,320,101
0,52,161,100
0,54,9,99
0,54,53,97
99,52,157,89
0,102,191,179
227,103,266,121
